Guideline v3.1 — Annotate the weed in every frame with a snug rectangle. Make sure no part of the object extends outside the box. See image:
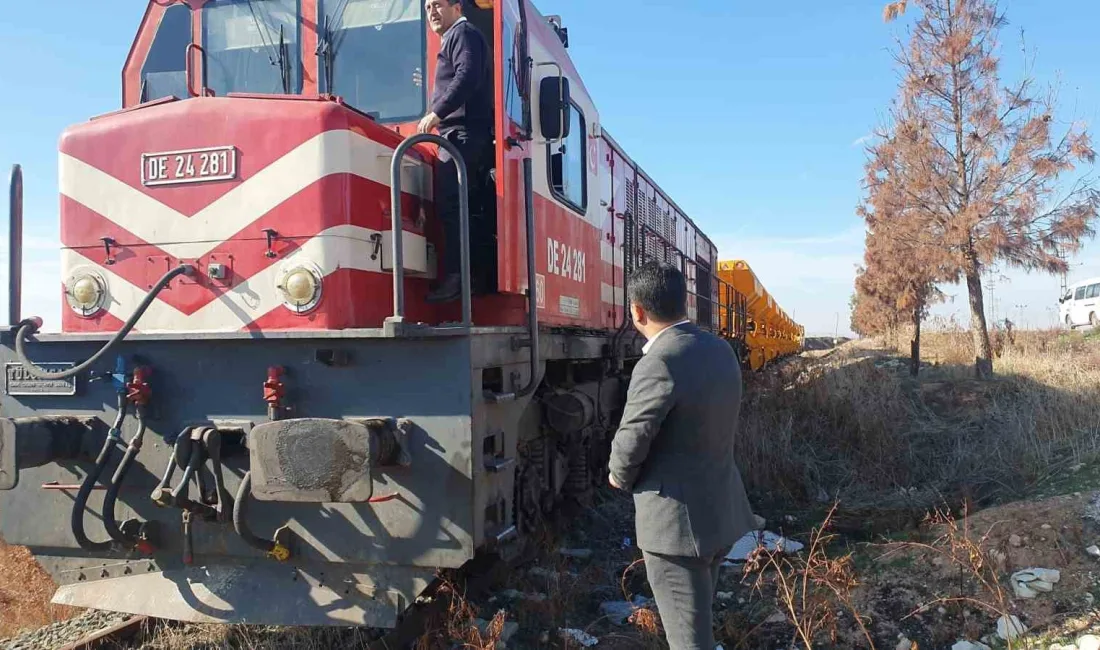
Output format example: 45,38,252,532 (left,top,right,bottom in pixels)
741,503,876,649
